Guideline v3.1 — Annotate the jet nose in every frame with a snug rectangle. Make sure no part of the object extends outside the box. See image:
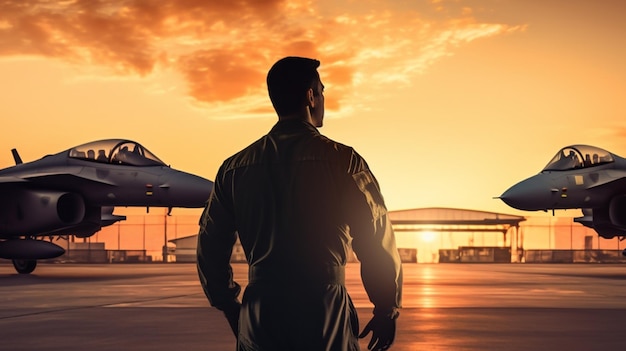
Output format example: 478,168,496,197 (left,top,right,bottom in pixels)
161,172,213,208
499,175,554,211
499,185,525,209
